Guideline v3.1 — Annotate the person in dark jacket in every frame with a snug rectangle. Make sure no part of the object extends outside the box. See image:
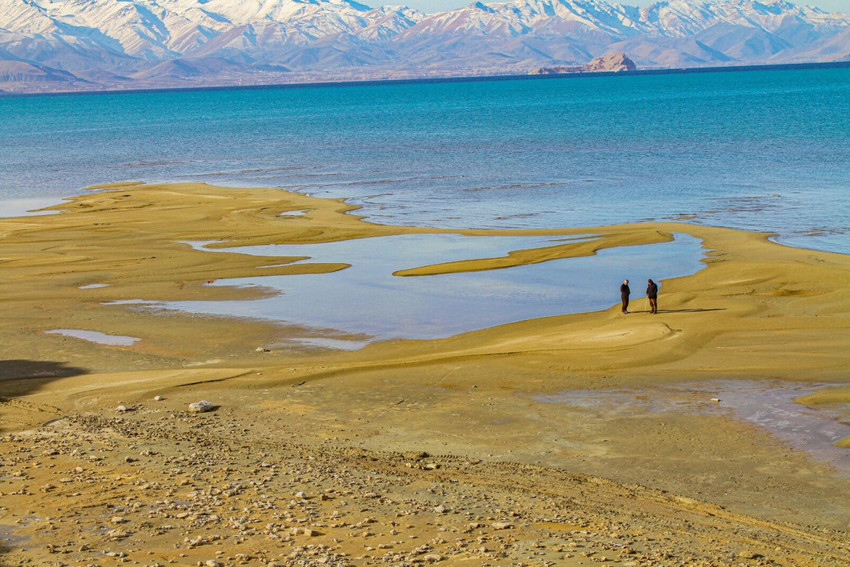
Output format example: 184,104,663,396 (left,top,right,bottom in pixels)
620,279,630,314
646,278,658,314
